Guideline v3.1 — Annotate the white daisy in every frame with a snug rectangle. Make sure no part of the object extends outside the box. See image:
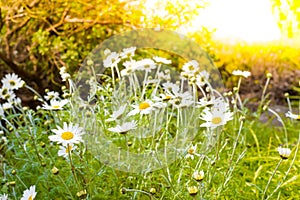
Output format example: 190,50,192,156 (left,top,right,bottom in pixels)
199,99,233,129
2,102,13,110
58,144,77,158
127,100,155,116
285,111,300,120
277,147,291,159
59,67,71,82
182,60,199,76
0,89,15,101
153,56,172,64
44,91,59,101
49,122,85,146
0,194,8,200
135,59,156,72
195,70,210,87
42,99,69,110
193,170,204,181
1,73,25,90
120,47,136,58
106,105,127,122
108,120,137,134
185,144,200,160
121,60,137,76
157,71,171,81
103,52,121,68
162,82,180,94
20,185,37,200
232,70,251,78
